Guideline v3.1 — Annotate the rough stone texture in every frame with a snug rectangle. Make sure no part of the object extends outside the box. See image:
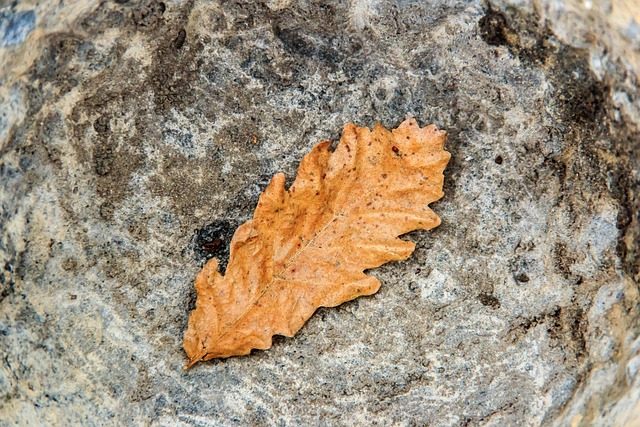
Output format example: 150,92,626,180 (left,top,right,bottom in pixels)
0,0,638,425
